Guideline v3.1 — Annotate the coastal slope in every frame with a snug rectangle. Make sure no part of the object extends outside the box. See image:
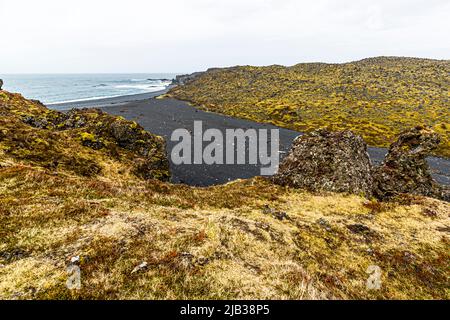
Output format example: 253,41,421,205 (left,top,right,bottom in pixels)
0,90,449,300
168,57,450,157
